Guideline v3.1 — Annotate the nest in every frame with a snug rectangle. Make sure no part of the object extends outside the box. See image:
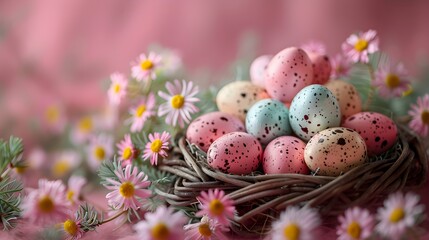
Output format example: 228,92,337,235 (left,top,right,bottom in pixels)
156,125,428,236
